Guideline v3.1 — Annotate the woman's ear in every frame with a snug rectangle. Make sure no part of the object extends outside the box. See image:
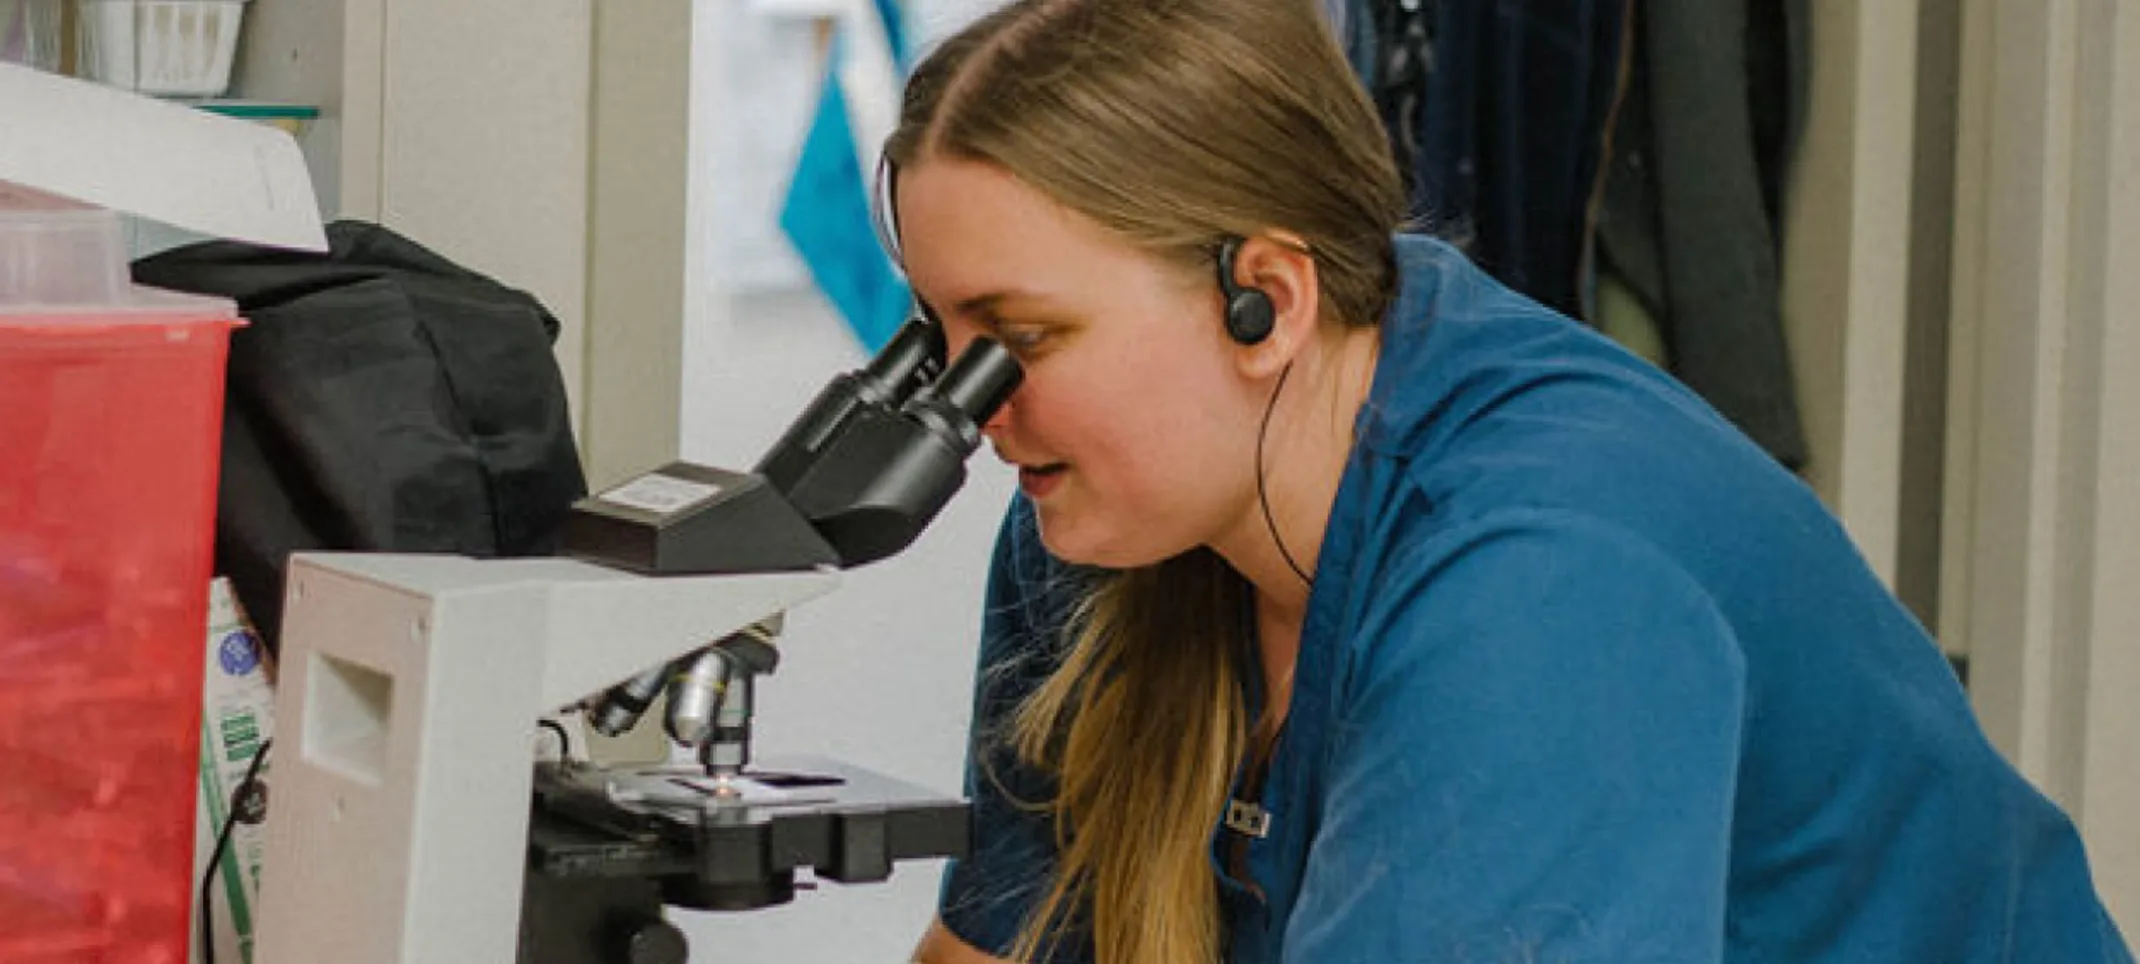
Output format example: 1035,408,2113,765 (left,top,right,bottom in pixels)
1231,232,1321,379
